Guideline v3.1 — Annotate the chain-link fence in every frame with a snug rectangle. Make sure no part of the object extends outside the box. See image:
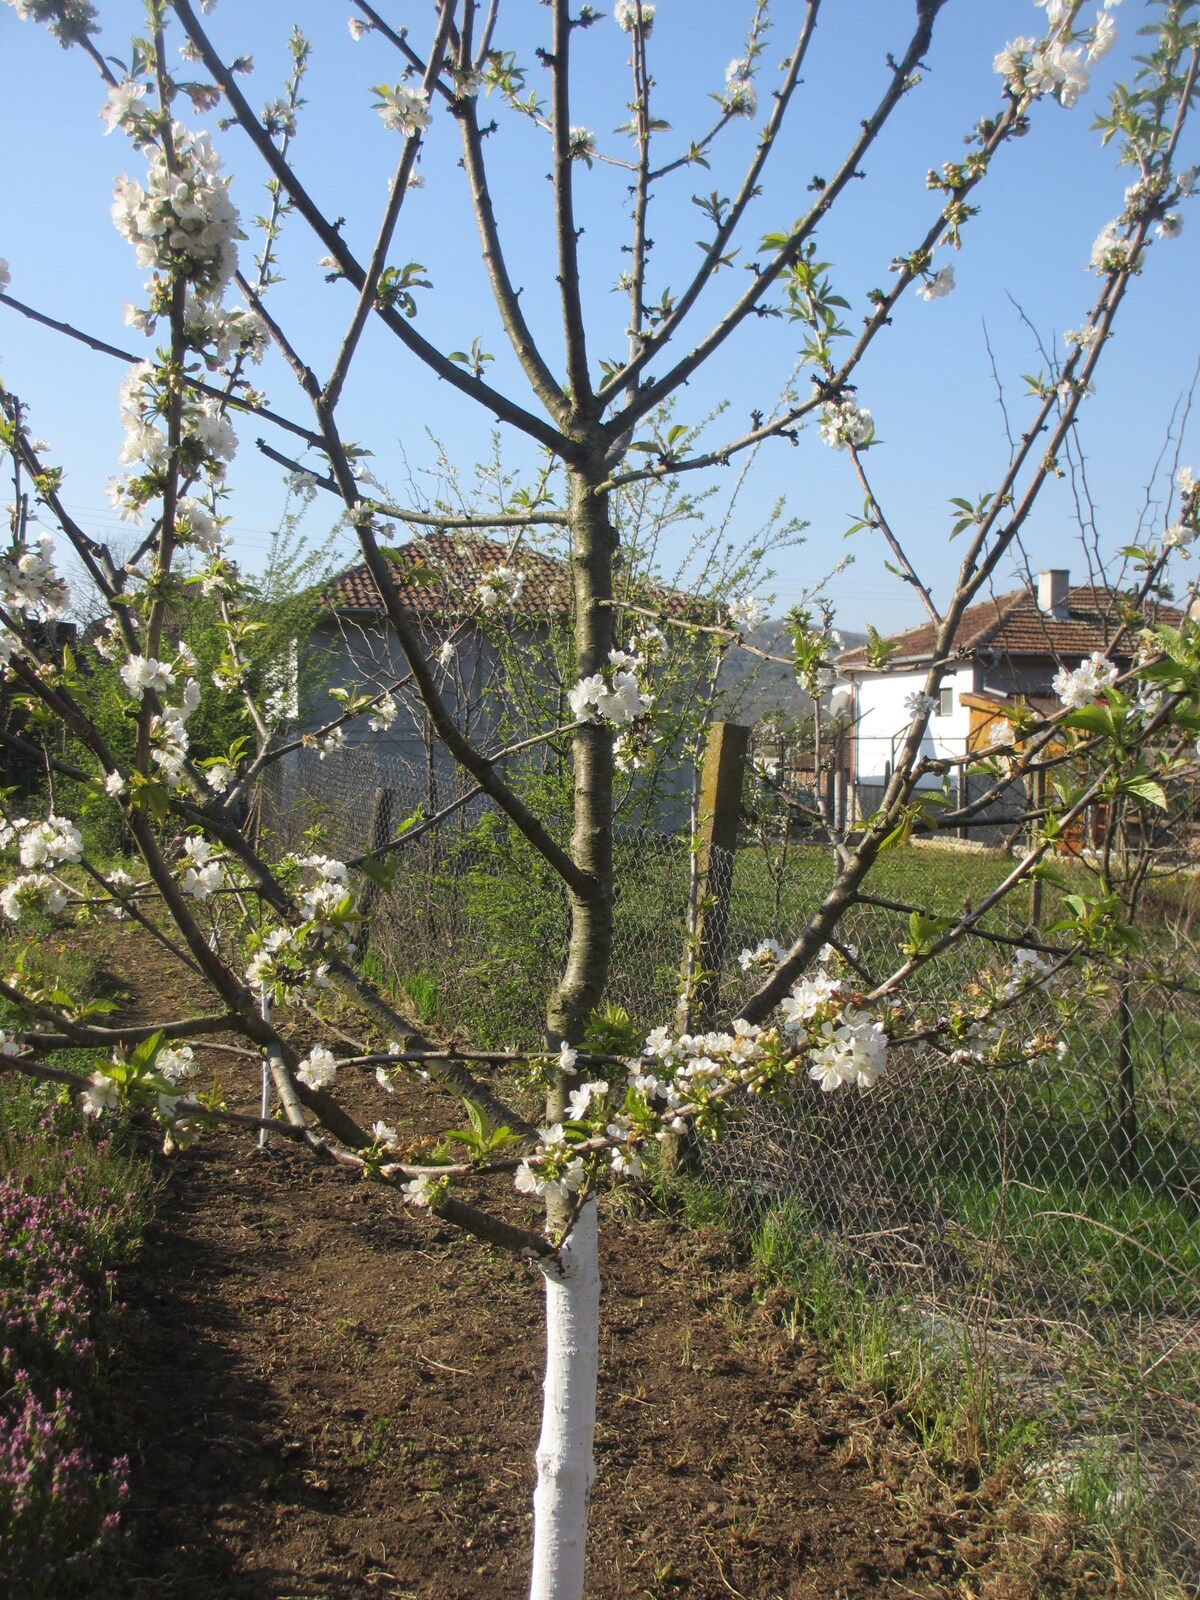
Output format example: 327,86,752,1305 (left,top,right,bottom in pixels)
710,835,1200,1588
258,739,1200,1587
